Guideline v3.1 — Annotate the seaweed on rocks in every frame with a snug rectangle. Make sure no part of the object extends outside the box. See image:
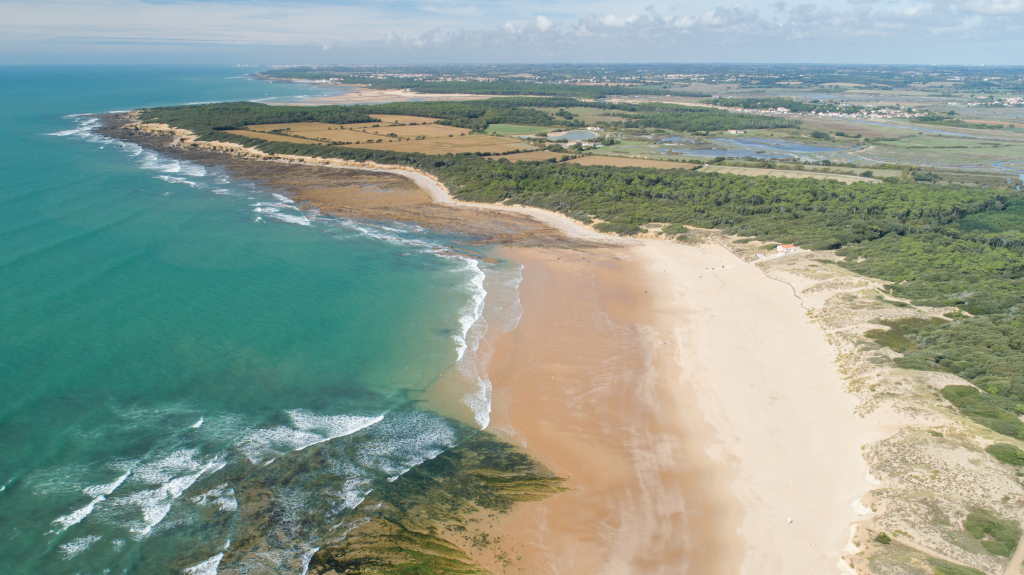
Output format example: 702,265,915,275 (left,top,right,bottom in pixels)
306,433,564,575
